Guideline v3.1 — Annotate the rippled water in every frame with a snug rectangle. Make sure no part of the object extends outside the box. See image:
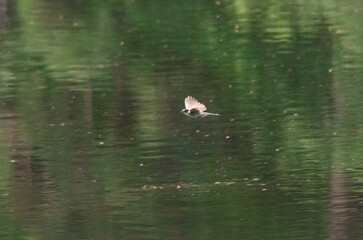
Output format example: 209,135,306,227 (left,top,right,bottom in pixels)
0,0,362,239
